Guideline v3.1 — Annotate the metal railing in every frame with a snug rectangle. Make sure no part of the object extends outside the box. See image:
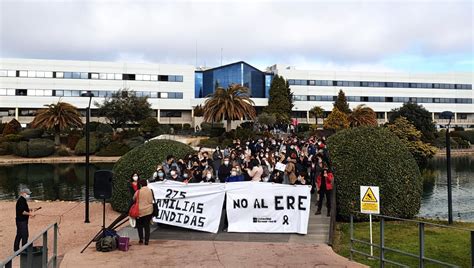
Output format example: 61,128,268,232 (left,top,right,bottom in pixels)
1,222,58,268
349,213,474,267
328,182,337,246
